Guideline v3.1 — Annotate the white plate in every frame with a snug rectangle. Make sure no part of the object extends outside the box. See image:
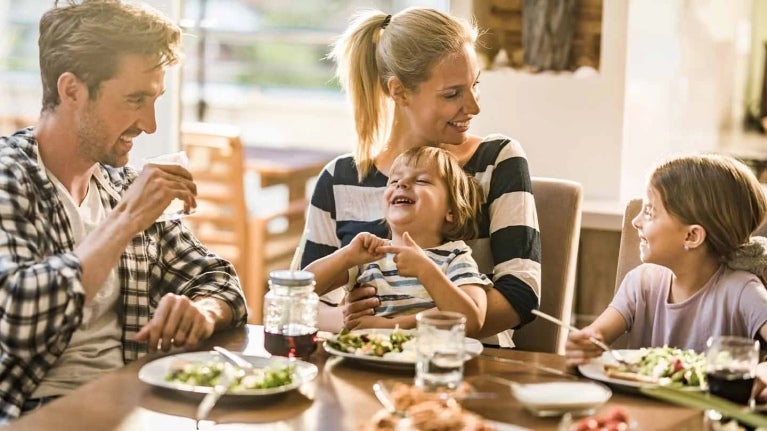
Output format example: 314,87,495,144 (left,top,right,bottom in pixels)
323,329,483,369
138,351,318,396
512,381,612,417
577,350,703,393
